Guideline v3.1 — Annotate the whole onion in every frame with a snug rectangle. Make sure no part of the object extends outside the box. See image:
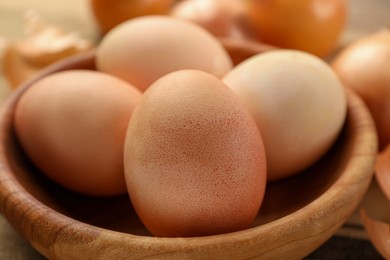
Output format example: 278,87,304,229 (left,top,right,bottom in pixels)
332,28,390,151
170,0,248,39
